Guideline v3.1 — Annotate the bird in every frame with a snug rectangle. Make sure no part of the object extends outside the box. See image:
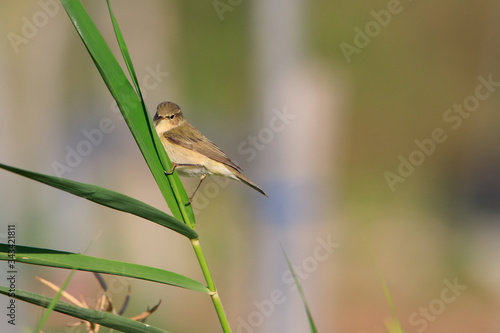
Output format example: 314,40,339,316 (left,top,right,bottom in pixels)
153,101,267,204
